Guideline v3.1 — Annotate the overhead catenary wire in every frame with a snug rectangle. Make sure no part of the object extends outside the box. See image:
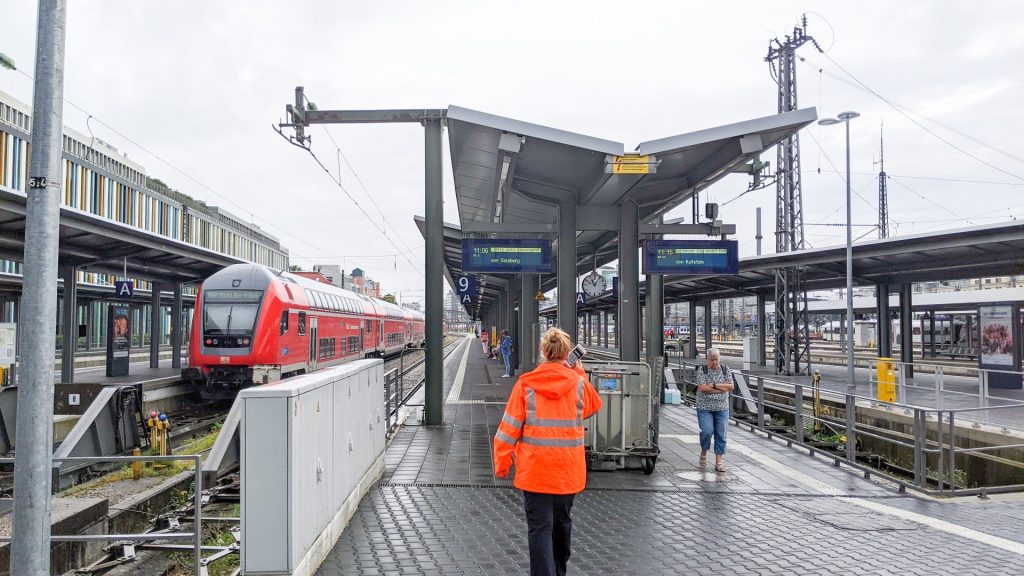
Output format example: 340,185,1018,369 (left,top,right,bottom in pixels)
10,67,425,290
316,124,425,267
298,143,425,278
799,53,1024,182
